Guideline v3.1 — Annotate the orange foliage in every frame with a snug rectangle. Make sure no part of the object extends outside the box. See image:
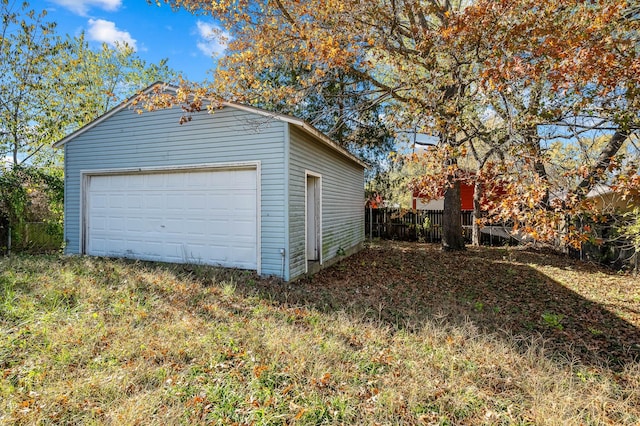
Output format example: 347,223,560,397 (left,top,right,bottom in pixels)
152,0,638,248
